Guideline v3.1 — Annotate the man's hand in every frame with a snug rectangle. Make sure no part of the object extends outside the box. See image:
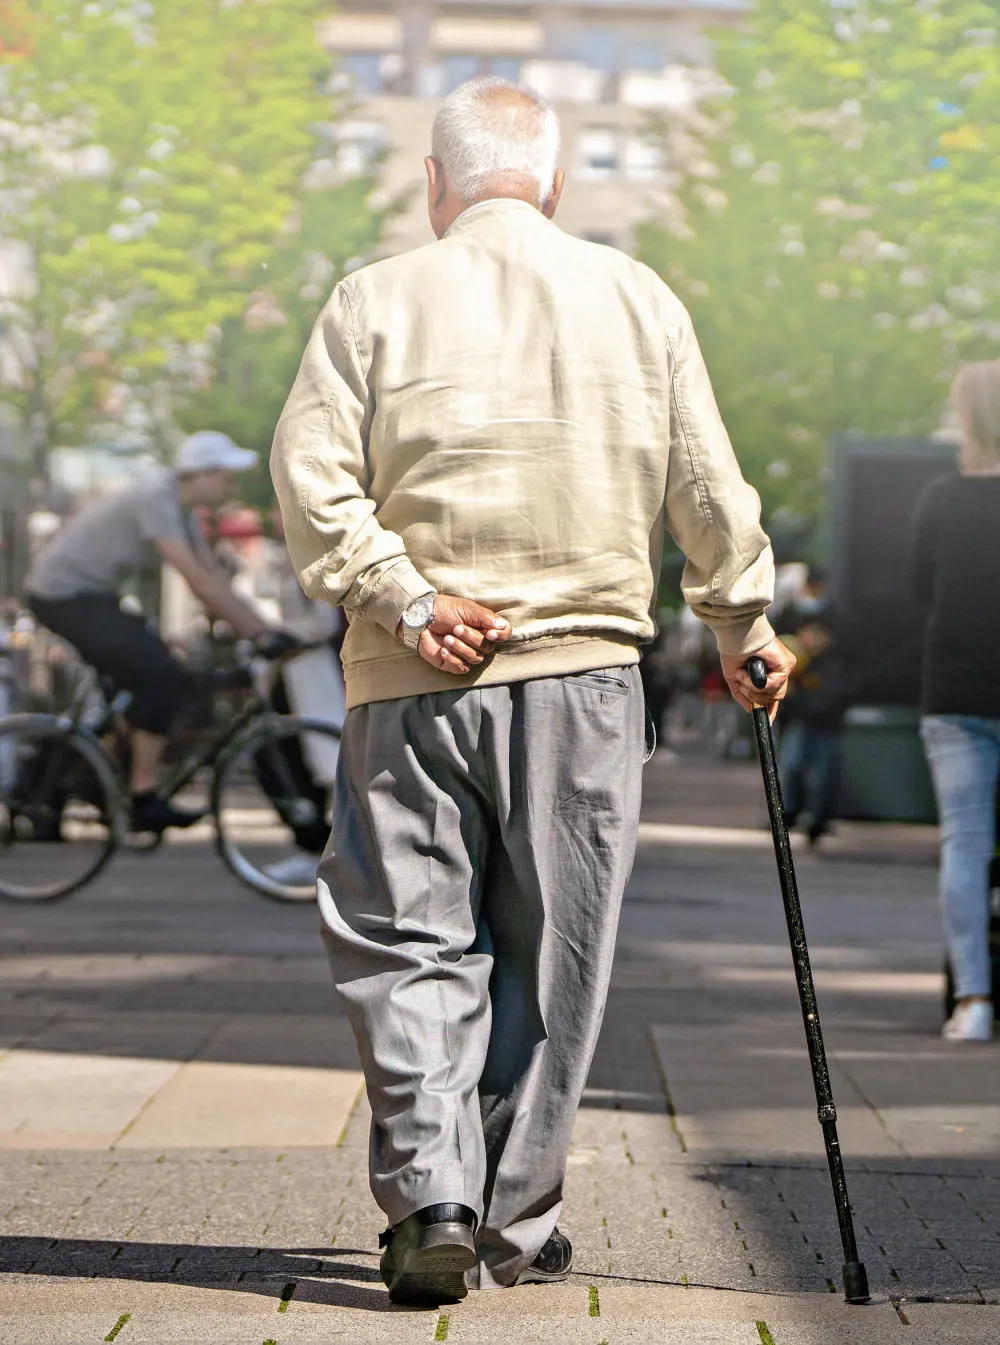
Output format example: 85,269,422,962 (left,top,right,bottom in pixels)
397,594,512,675
720,636,797,723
